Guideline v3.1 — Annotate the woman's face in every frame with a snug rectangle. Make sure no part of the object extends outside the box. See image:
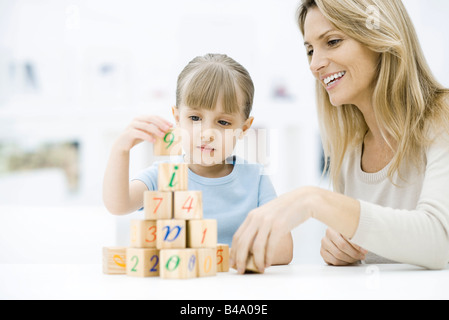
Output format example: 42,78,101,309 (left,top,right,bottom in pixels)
303,7,380,108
